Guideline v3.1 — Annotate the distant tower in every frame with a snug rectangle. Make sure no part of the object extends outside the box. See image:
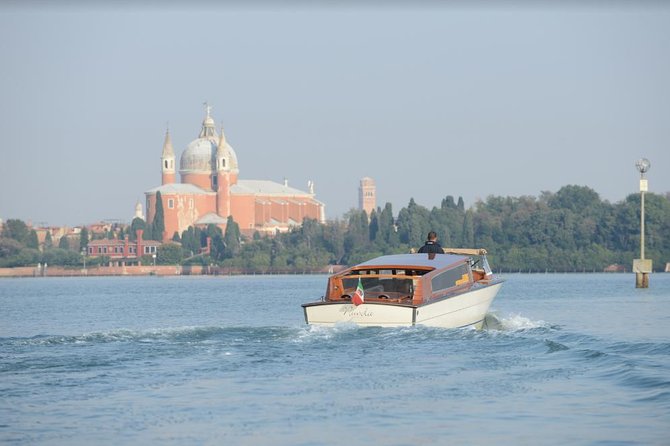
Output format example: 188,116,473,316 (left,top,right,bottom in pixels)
161,128,176,185
359,177,376,216
216,125,232,217
134,200,145,220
